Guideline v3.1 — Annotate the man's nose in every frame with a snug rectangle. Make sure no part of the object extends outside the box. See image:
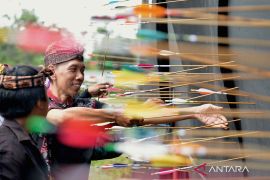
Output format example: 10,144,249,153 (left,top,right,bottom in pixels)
76,71,84,80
